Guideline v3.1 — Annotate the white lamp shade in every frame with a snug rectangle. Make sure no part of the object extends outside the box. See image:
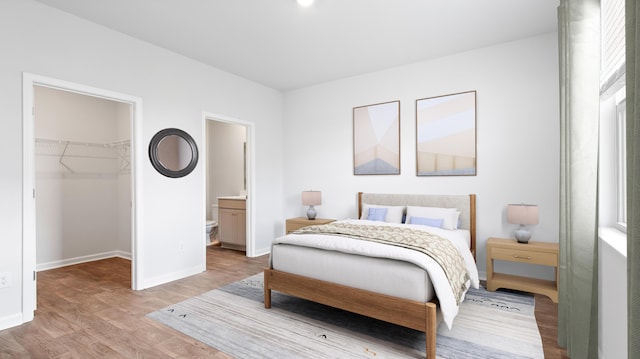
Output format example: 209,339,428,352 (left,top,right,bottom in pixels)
301,191,321,206
507,204,539,225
